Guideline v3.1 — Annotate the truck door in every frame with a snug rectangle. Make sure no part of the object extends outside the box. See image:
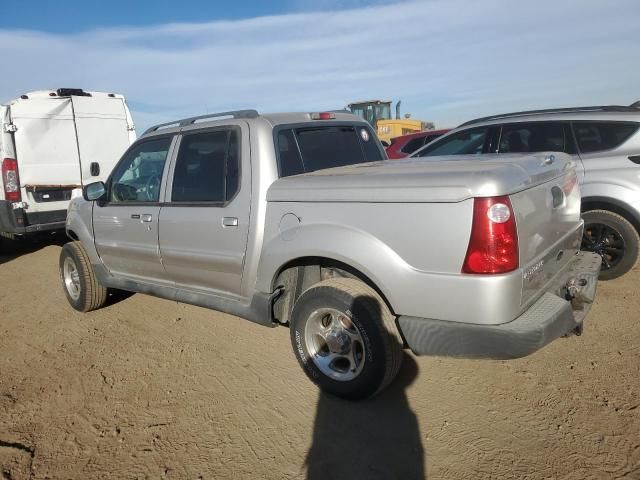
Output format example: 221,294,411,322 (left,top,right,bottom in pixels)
93,135,174,282
71,95,134,183
158,124,250,296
